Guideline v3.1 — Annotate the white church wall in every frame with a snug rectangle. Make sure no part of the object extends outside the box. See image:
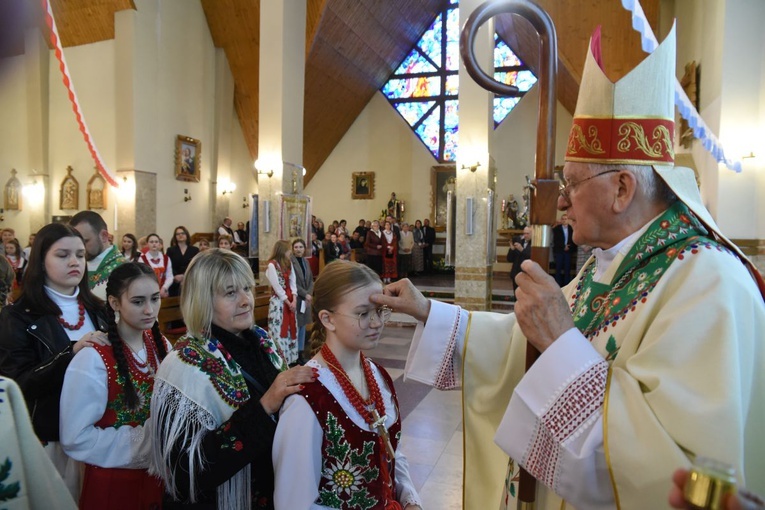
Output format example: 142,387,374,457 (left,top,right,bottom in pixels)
306,84,573,234
0,0,252,245
0,55,32,242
